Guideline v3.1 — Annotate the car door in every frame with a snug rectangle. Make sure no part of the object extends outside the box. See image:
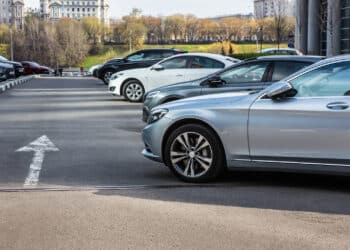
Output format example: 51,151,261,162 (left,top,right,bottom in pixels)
145,56,190,91
188,56,226,80
202,61,272,95
249,61,350,166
